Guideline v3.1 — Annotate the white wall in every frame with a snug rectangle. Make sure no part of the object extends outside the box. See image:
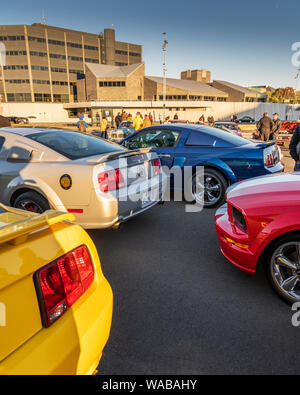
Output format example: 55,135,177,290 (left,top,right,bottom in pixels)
0,103,75,123
1,101,299,124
